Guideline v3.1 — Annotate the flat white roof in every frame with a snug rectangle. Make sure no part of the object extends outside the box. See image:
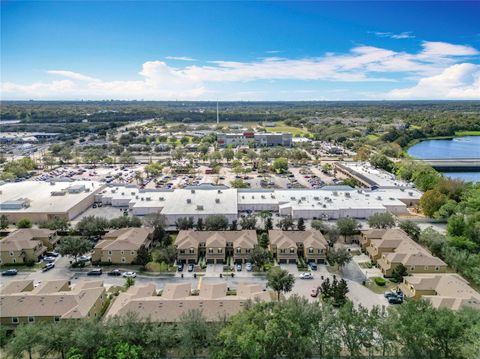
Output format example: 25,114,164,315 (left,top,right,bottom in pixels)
0,181,104,214
339,162,413,188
